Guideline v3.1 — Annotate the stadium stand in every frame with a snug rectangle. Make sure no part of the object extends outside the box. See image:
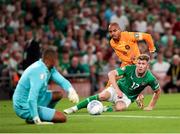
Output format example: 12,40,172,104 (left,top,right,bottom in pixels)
0,0,179,99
